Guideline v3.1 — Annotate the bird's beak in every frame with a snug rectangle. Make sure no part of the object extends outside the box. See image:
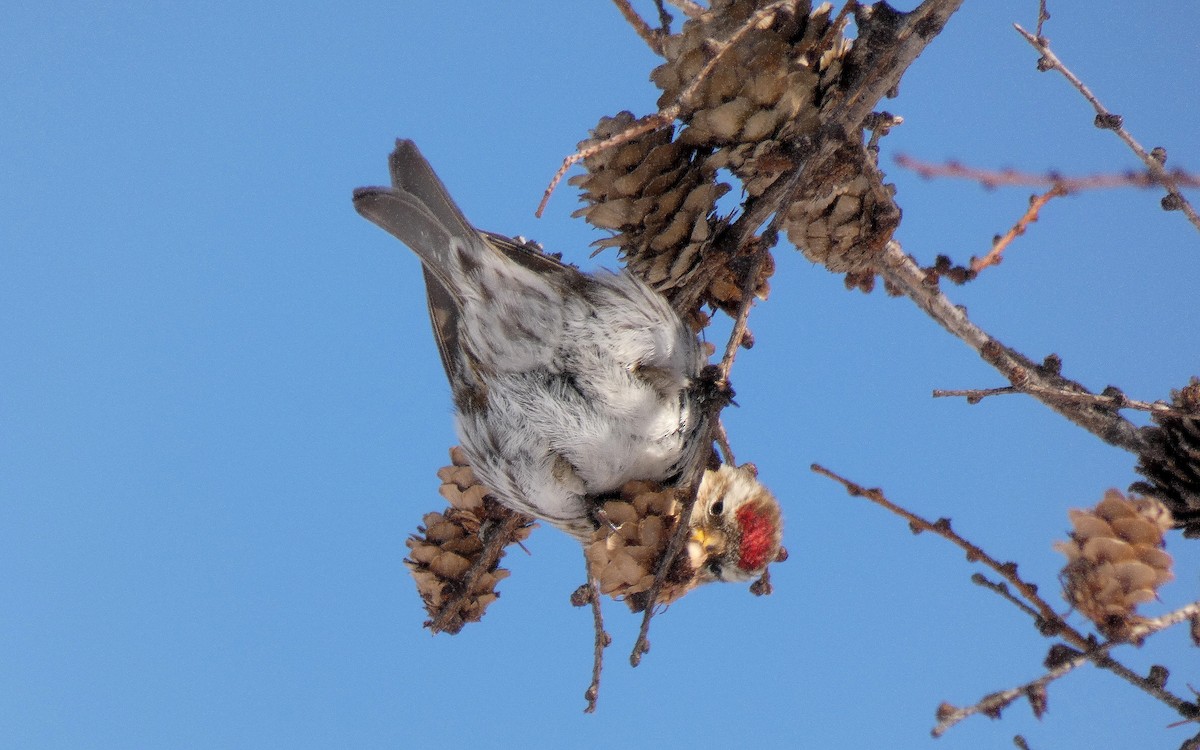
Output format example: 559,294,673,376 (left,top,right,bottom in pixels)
688,524,728,575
